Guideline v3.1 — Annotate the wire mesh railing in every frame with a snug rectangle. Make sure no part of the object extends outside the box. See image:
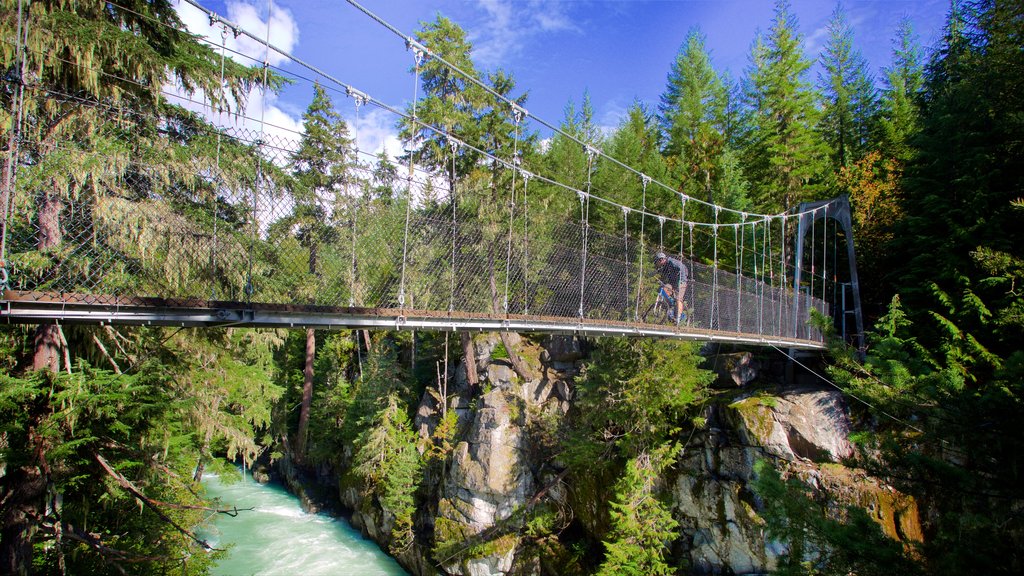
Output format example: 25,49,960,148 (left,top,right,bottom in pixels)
0,62,831,347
